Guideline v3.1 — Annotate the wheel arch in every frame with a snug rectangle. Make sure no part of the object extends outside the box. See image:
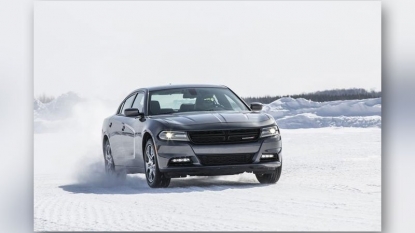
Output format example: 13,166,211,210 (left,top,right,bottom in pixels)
142,131,153,158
